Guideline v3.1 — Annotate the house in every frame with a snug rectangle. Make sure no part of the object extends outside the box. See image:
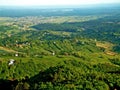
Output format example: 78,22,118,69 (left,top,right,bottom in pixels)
8,59,15,65
15,53,18,57
52,52,55,56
